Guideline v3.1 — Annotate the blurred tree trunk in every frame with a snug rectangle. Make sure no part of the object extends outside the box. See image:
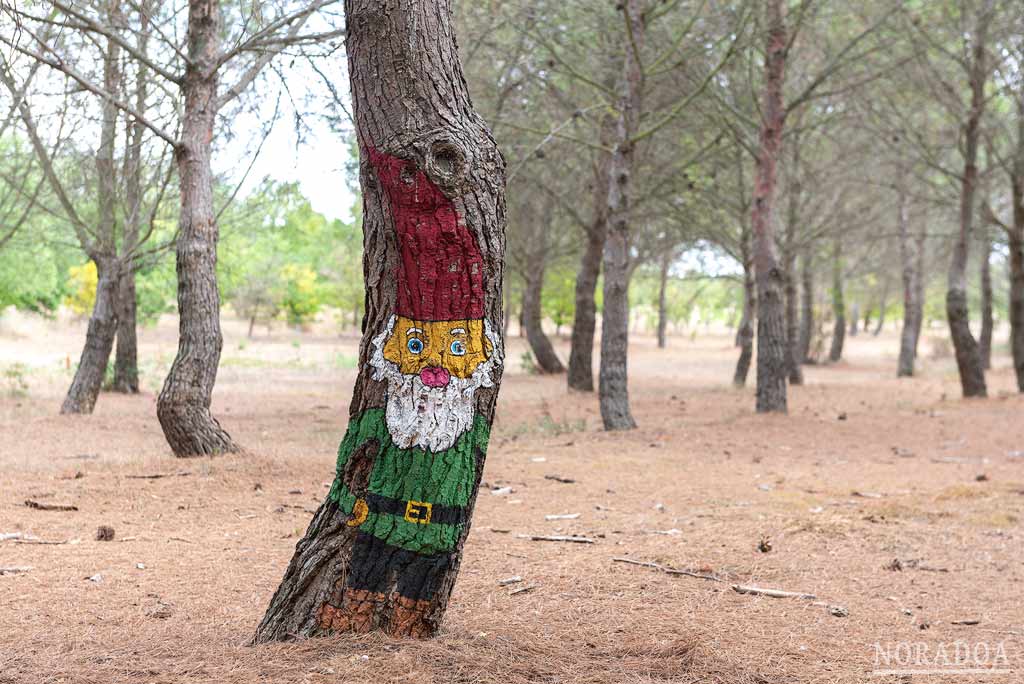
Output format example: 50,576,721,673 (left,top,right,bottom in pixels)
656,251,670,349
751,0,789,412
254,0,506,641
945,0,991,399
62,14,121,414
848,303,859,337
798,250,813,363
783,132,803,384
157,0,241,456
734,249,755,388
873,285,887,336
522,212,565,373
567,121,613,392
1011,91,1024,392
979,228,993,370
829,235,845,363
897,173,921,377
599,0,644,431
